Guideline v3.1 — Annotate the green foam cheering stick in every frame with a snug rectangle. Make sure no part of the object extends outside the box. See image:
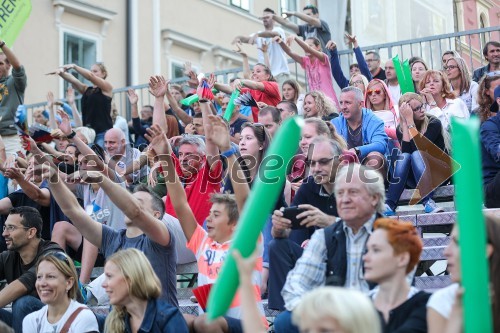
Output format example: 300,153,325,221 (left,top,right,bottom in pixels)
223,89,240,121
451,117,492,333
206,116,304,320
0,0,32,47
